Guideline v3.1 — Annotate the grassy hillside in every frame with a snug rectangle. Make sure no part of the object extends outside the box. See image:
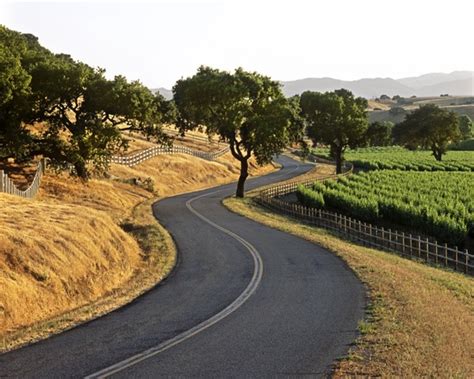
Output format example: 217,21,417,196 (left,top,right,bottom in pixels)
0,139,276,351
0,194,142,335
368,97,474,124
